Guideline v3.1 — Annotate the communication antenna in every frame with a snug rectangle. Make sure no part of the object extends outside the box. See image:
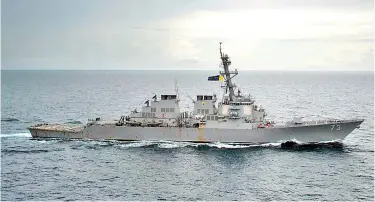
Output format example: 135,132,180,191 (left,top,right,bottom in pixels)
174,78,180,102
